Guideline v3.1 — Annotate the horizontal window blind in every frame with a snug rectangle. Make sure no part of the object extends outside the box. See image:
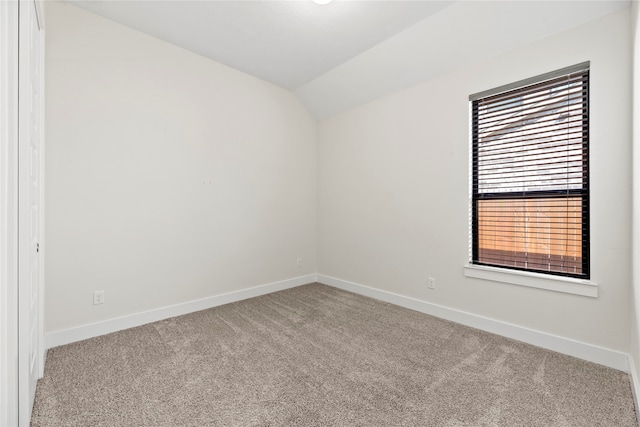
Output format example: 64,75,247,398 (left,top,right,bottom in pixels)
471,65,589,278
